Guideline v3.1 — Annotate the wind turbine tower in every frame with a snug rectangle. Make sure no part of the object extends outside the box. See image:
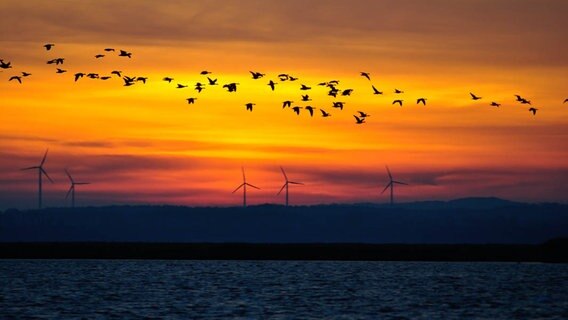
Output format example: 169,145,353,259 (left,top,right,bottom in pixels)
65,169,90,208
21,149,54,209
